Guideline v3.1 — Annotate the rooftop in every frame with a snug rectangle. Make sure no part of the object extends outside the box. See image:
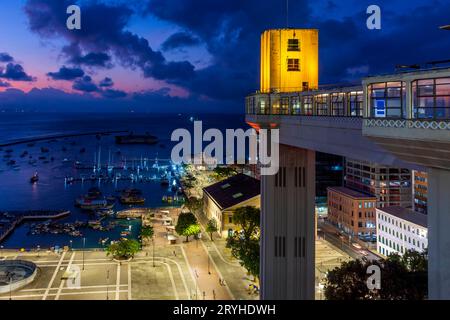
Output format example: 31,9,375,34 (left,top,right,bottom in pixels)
377,206,427,228
203,173,260,210
327,186,376,200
